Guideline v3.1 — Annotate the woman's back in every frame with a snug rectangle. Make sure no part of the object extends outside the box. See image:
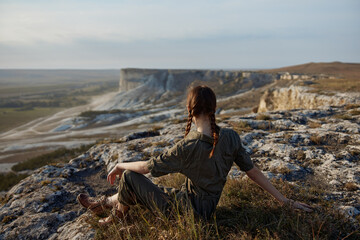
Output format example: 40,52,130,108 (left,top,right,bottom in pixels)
148,128,253,198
